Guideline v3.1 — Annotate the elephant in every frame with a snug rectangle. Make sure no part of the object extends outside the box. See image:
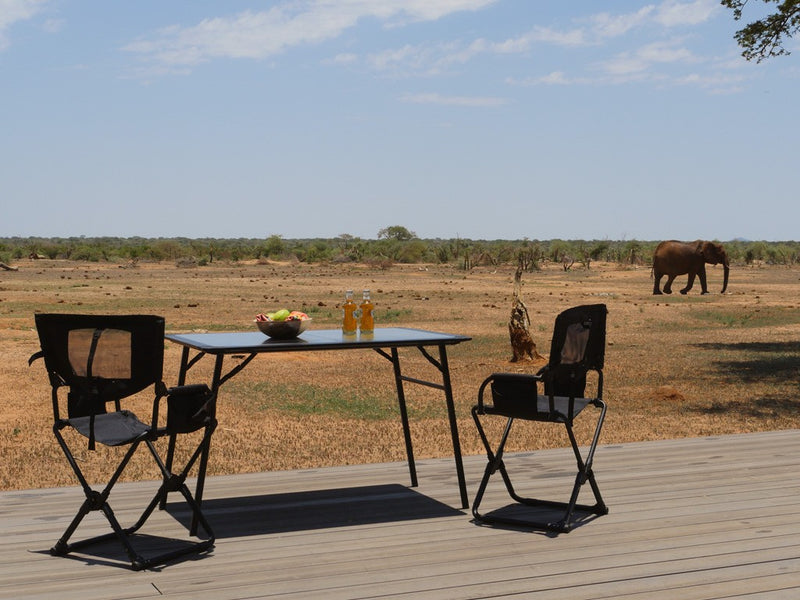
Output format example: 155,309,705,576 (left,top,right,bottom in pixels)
652,240,729,295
